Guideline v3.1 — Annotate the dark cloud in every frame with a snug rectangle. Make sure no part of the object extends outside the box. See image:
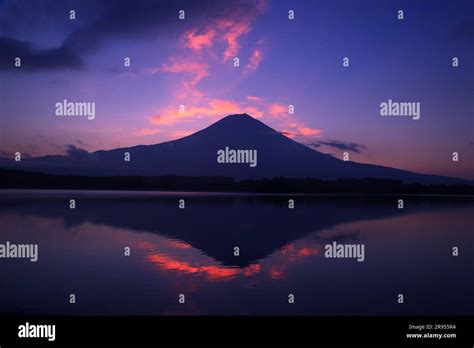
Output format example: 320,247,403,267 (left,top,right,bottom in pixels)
49,143,65,152
65,144,89,158
307,143,321,149
307,140,367,154
0,37,84,71
0,0,263,71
